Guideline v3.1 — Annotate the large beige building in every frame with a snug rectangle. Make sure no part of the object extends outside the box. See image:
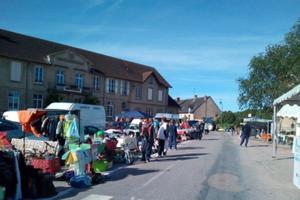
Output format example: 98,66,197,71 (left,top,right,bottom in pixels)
0,29,179,121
